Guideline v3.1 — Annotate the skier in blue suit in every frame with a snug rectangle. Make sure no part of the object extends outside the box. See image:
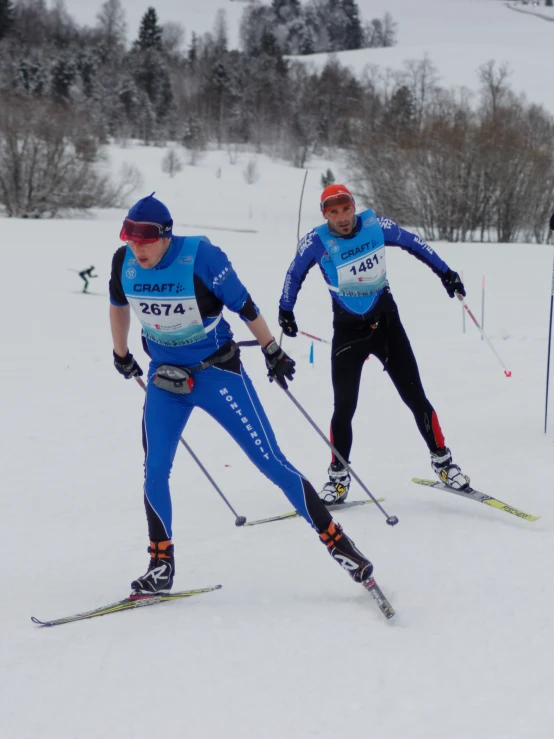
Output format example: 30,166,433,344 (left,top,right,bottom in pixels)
109,194,375,595
278,184,470,504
